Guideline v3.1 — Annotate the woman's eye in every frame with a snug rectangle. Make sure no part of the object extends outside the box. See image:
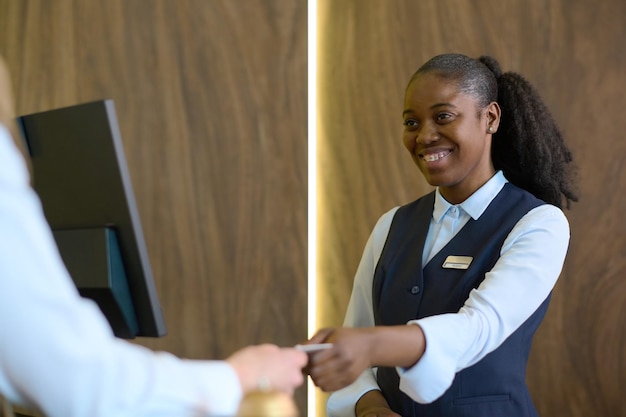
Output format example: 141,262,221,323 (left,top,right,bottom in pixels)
436,113,452,122
403,119,418,127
